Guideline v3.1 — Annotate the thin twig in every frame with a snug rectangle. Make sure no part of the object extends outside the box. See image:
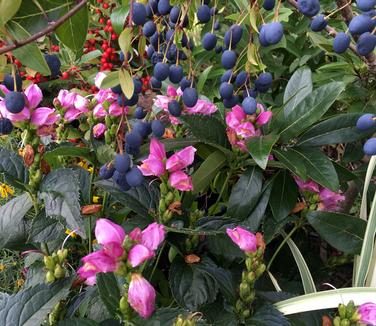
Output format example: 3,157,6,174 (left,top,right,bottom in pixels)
0,0,87,55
